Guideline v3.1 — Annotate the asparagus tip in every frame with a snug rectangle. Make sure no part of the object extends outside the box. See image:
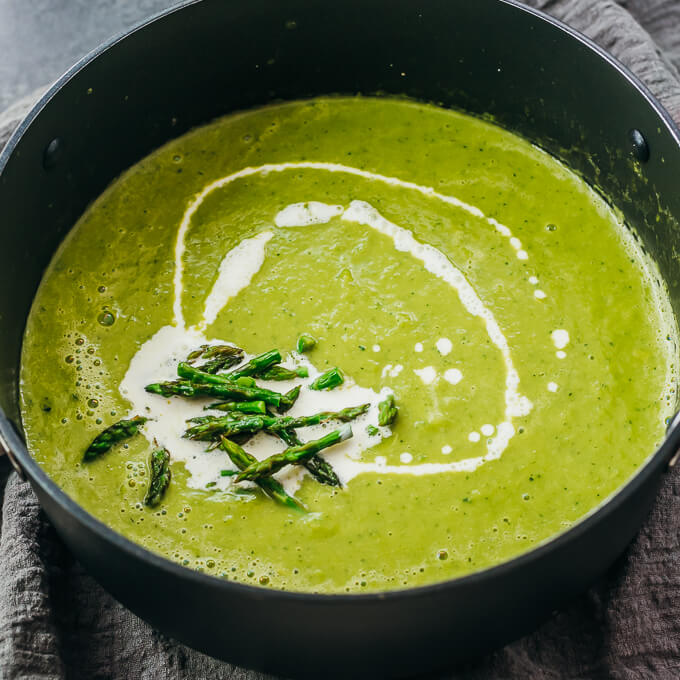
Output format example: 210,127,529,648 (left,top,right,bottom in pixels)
296,333,318,353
